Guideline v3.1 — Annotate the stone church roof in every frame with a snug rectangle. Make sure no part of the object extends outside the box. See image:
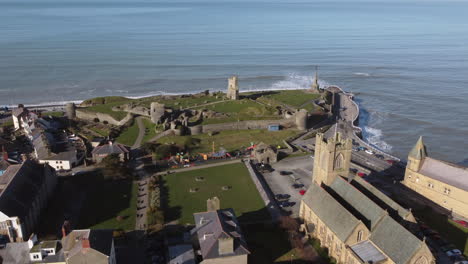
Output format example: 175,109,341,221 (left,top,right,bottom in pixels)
370,215,424,264
329,177,386,231
302,184,360,241
419,157,468,191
